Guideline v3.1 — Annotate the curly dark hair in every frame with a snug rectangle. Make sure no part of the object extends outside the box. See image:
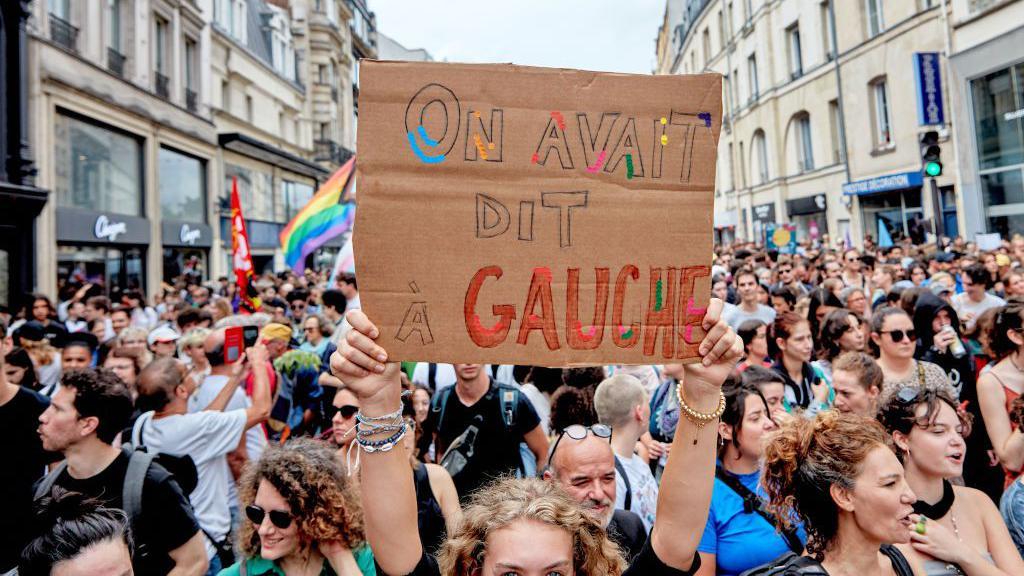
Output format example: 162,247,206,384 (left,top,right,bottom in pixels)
549,385,597,435
761,411,893,559
237,438,365,557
